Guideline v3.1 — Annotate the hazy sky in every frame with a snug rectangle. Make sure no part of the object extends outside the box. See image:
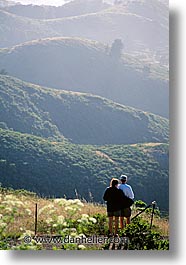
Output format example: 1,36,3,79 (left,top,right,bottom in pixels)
10,0,114,6
10,0,69,6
